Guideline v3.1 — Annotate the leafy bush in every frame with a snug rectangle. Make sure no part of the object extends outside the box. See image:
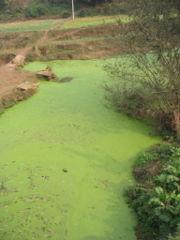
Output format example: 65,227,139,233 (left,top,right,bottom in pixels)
77,2,128,17
61,10,71,18
104,54,180,139
126,144,180,240
104,57,150,119
105,88,147,118
77,8,91,17
0,0,71,19
104,2,180,139
135,144,175,167
0,0,125,20
169,225,180,240
25,2,50,17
